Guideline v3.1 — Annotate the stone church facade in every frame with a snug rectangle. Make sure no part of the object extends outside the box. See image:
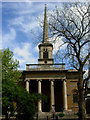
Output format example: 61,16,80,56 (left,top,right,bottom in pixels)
22,5,79,118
